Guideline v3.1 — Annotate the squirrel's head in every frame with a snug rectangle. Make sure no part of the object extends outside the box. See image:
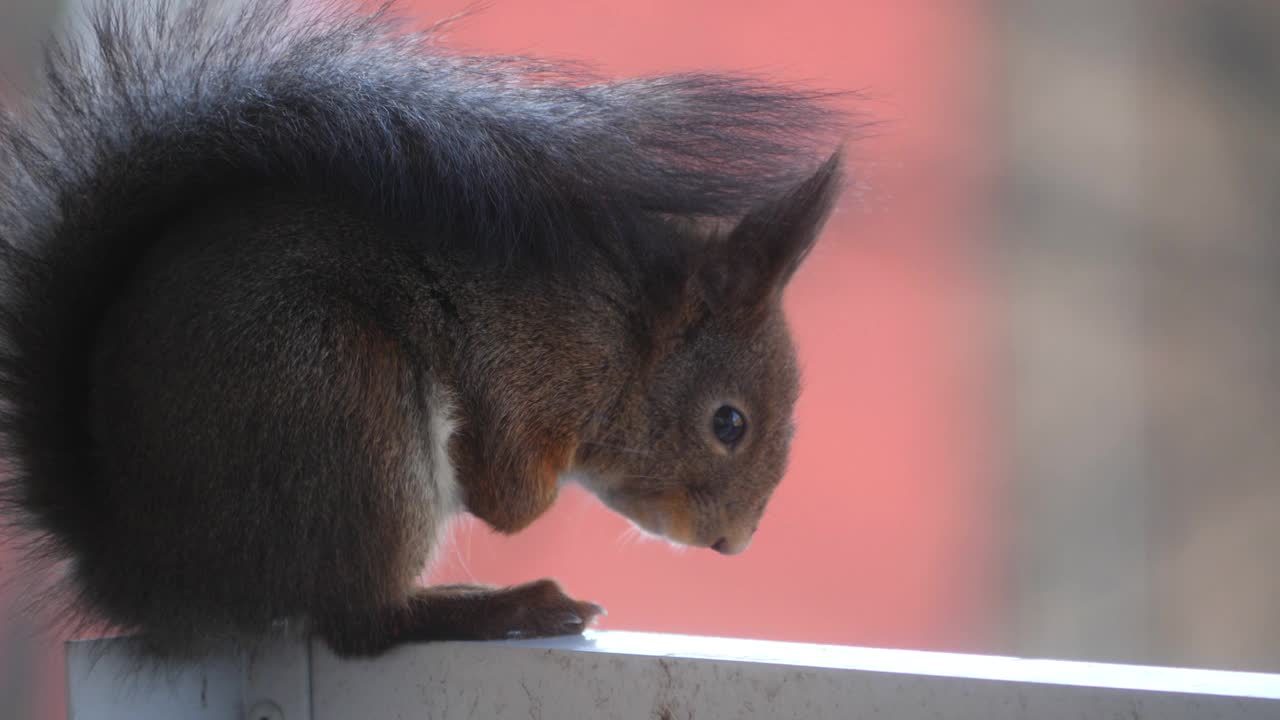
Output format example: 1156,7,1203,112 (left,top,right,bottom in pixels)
577,152,843,556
